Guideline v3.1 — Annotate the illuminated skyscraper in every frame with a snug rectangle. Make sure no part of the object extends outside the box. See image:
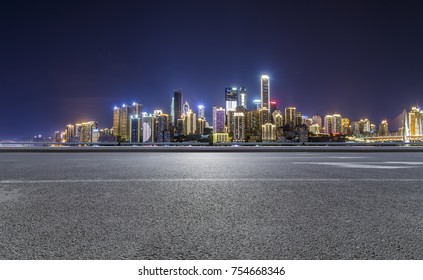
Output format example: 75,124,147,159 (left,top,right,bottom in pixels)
324,114,342,134
173,89,183,126
359,119,371,134
81,121,98,142
238,87,247,109
245,109,260,139
225,87,238,116
130,115,141,143
260,75,270,111
409,107,423,136
92,129,100,143
213,106,226,133
272,110,283,127
272,109,283,139
183,101,190,115
142,115,155,143
284,107,297,126
183,109,196,135
75,123,82,142
379,120,389,136
342,118,351,135
333,114,342,134
259,107,270,127
295,112,303,127
113,106,121,137
119,104,130,141
130,102,142,116
324,115,333,134
262,123,276,141
155,113,170,142
197,105,205,119
65,124,75,142
197,117,206,135
232,112,245,141
113,102,143,142
176,118,184,135
170,97,175,125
